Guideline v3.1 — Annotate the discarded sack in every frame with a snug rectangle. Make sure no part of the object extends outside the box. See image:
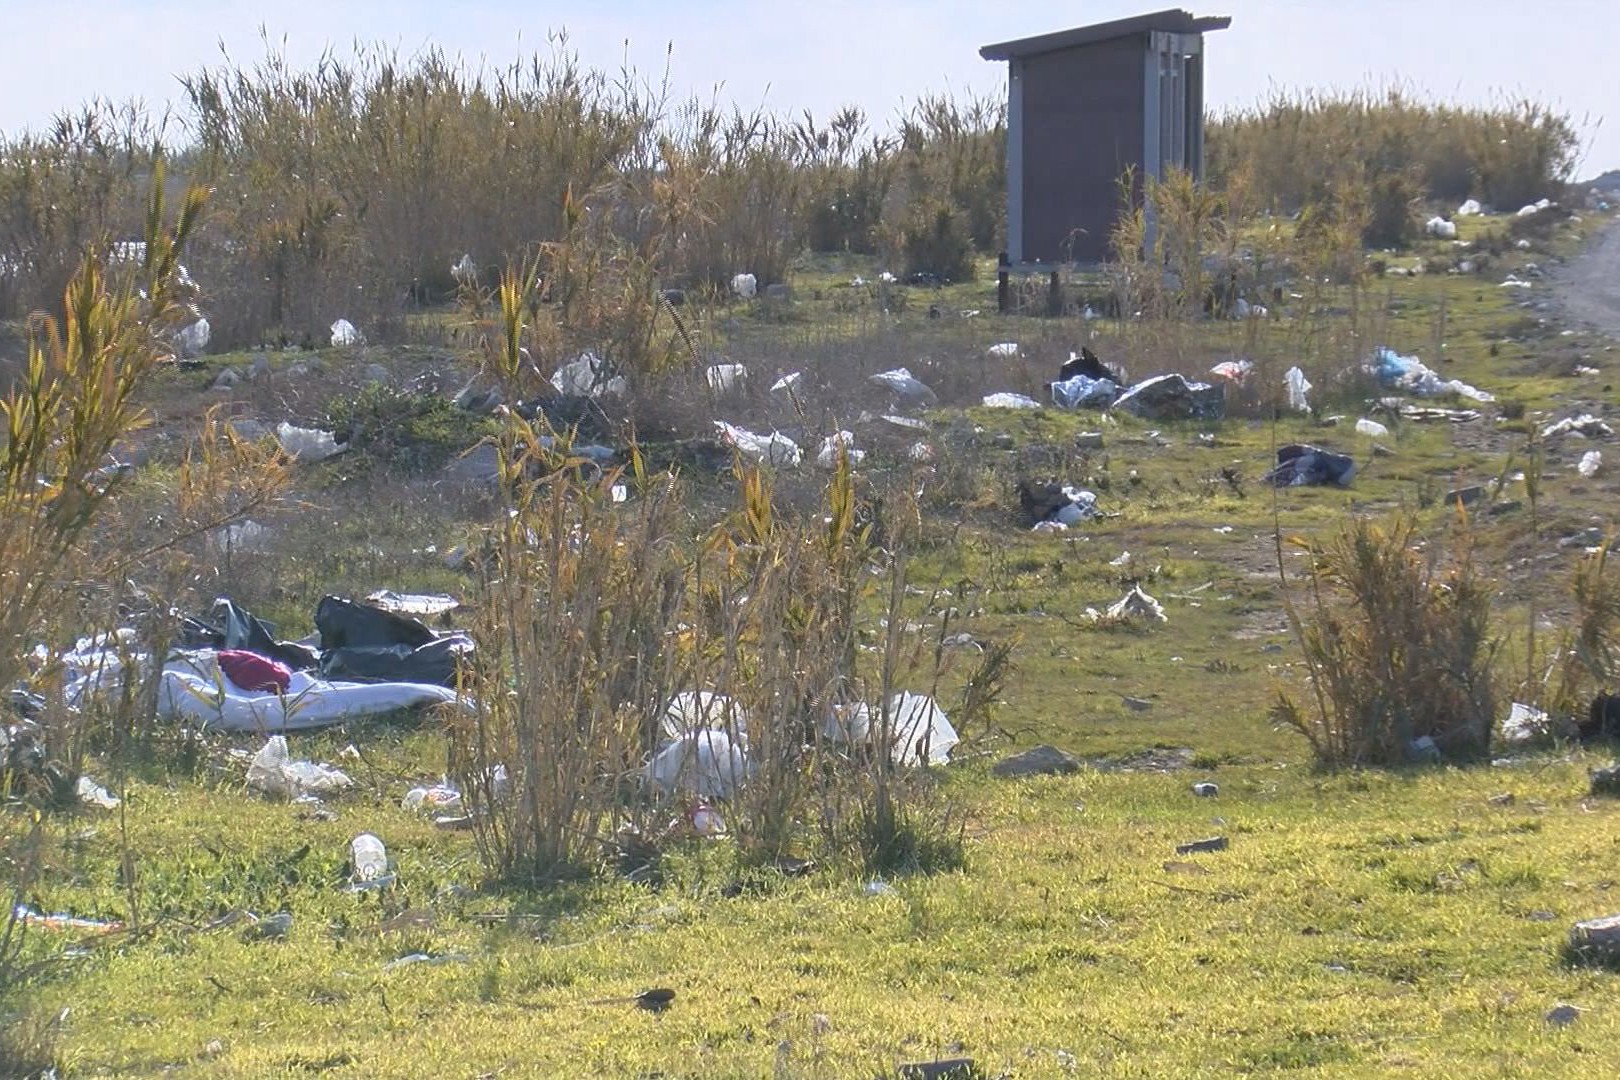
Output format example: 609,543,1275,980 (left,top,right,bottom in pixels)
315,595,472,688
646,729,753,799
1058,346,1119,384
1103,585,1168,624
1018,479,1098,527
714,421,802,467
706,363,747,394
816,431,865,469
731,273,757,299
870,368,937,406
276,422,346,462
1578,450,1603,478
1050,374,1119,409
330,319,362,347
982,392,1042,409
179,598,318,671
1285,367,1312,413
551,351,627,398
1209,359,1253,383
1263,444,1356,488
1541,414,1614,440
1425,216,1458,239
661,691,750,743
1112,374,1224,421
885,693,958,766
175,318,210,359
1355,418,1389,437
